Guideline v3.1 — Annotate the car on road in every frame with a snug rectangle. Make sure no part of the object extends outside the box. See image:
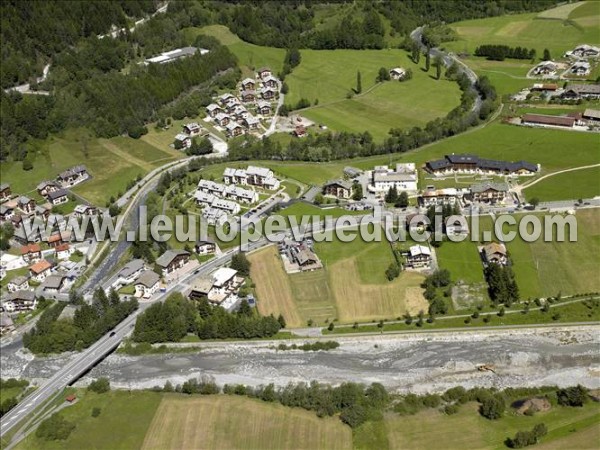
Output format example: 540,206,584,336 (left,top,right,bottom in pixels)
109,331,116,337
